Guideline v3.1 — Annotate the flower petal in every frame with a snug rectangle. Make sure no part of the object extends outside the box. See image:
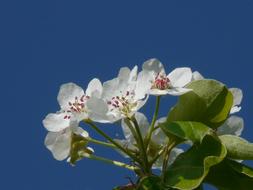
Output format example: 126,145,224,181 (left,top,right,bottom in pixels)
43,112,71,132
152,117,167,145
44,130,72,161
121,119,136,143
72,126,89,138
153,148,184,170
142,58,165,74
168,67,192,87
149,89,169,96
166,87,192,96
167,148,184,166
135,112,150,137
217,116,244,136
85,78,103,98
192,71,204,81
230,88,243,107
135,71,153,99
57,83,84,109
86,97,112,123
